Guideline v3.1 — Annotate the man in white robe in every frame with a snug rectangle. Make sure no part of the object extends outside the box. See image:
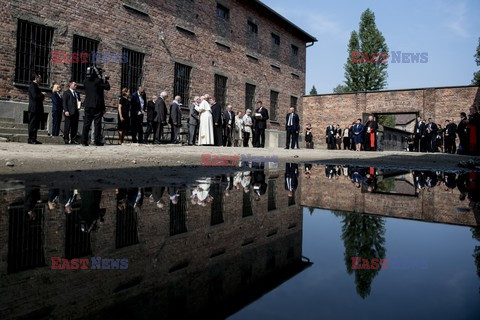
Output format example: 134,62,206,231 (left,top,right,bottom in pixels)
196,95,214,145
